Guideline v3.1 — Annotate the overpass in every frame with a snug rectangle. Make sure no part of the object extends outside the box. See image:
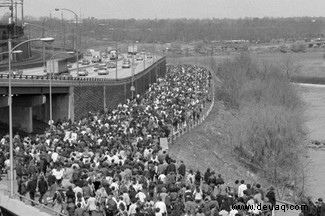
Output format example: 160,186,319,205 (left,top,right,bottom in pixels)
0,56,166,133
